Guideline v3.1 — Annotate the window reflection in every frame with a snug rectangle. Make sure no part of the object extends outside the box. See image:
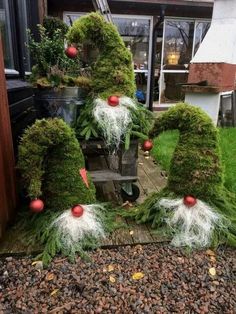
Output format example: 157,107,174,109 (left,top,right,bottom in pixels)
0,0,14,69
194,21,210,55
164,20,194,68
159,19,209,104
113,17,150,103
